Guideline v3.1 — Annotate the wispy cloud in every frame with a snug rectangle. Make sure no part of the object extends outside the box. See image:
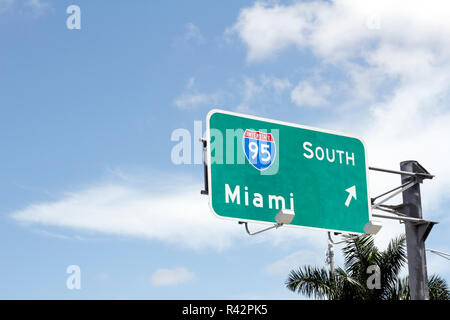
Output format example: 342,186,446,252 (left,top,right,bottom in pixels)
151,267,195,287
174,77,223,110
235,75,292,113
263,250,322,276
12,181,239,251
1,0,51,16
260,75,292,95
226,2,311,62
290,81,330,108
174,92,221,109
173,22,206,48
174,74,292,112
183,23,205,44
96,272,110,281
11,170,326,252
